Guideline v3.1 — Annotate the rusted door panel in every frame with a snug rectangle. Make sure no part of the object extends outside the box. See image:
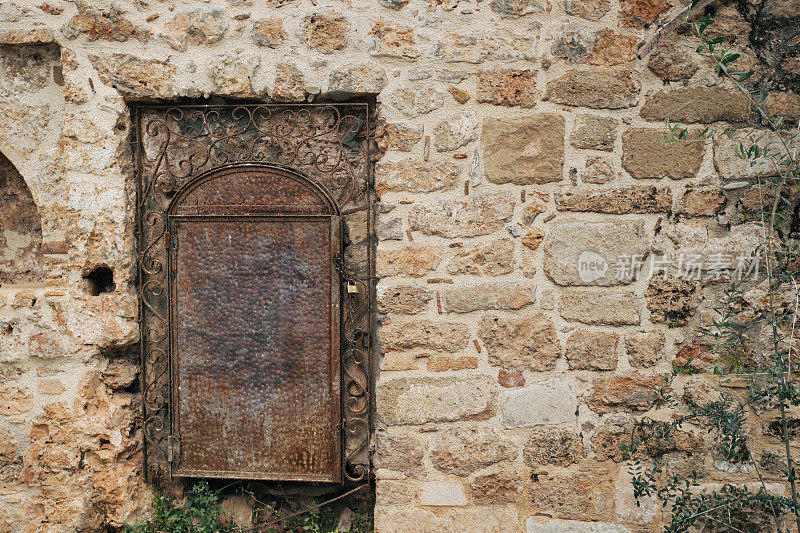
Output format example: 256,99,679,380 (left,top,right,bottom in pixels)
170,216,341,481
